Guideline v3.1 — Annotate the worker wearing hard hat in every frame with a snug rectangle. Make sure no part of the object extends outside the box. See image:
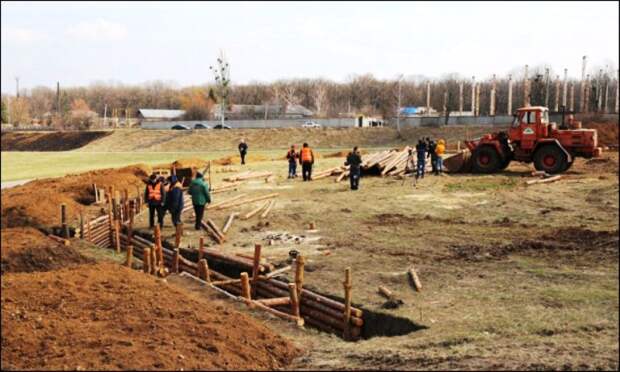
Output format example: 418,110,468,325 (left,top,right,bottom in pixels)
436,139,446,174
